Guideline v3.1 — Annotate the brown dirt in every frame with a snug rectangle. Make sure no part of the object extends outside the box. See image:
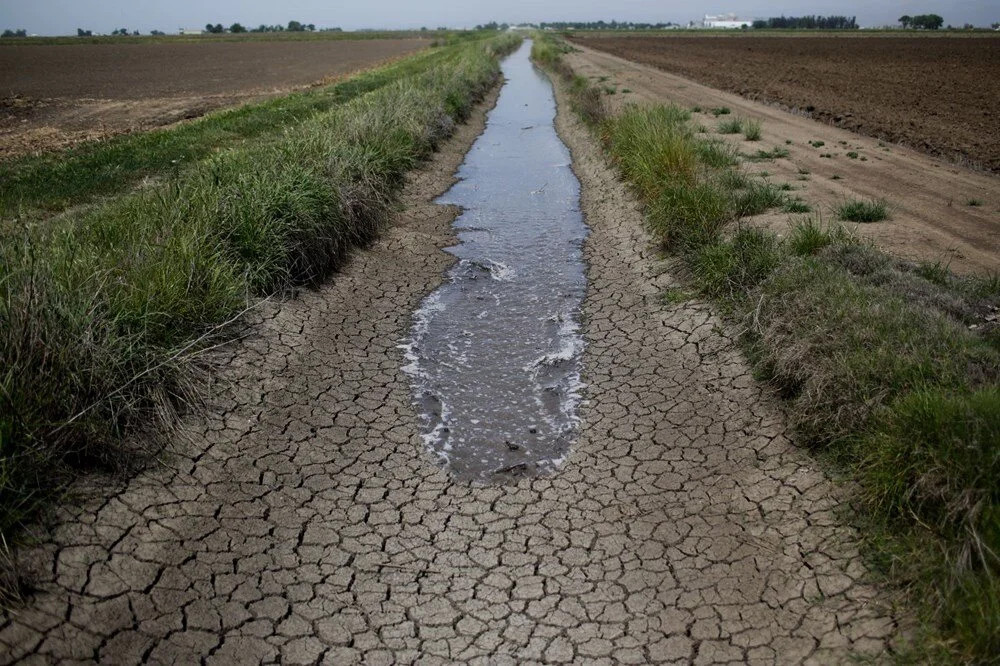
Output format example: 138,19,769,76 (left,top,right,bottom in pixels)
568,33,1000,173
565,43,1000,274
0,66,903,664
0,39,426,157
